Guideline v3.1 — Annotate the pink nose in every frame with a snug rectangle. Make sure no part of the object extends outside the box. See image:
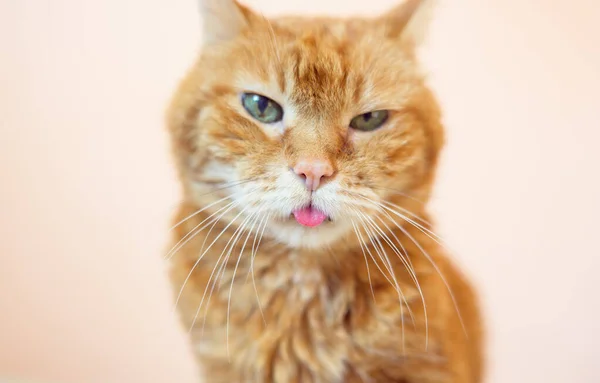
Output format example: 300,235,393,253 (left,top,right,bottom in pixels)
292,157,334,191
